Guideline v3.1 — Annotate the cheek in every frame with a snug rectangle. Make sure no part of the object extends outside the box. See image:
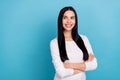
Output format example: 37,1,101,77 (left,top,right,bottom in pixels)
72,20,76,25
62,19,66,25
